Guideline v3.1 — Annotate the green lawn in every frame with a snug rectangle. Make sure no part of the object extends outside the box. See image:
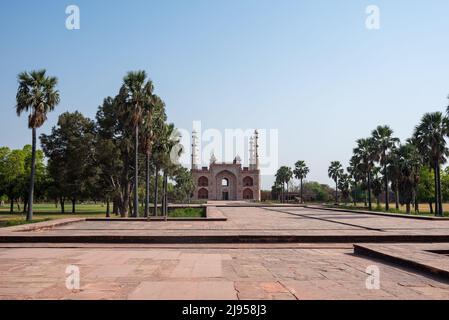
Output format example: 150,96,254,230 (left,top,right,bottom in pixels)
168,207,205,218
326,203,449,217
0,203,206,227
